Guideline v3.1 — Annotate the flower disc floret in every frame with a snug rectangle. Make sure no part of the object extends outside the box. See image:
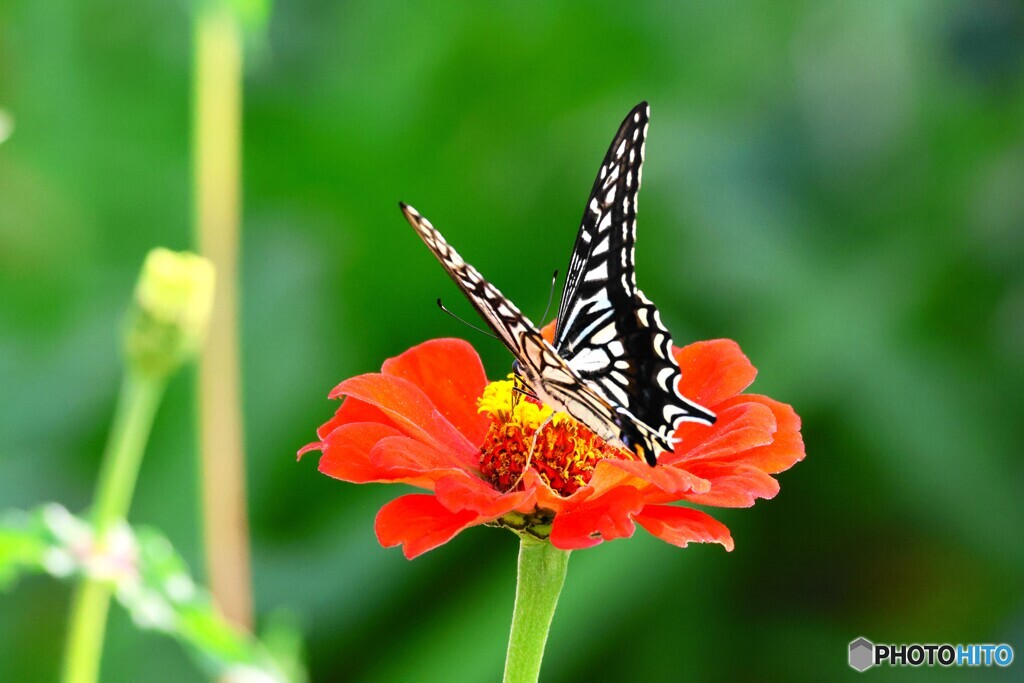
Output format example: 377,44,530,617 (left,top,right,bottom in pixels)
477,378,635,496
